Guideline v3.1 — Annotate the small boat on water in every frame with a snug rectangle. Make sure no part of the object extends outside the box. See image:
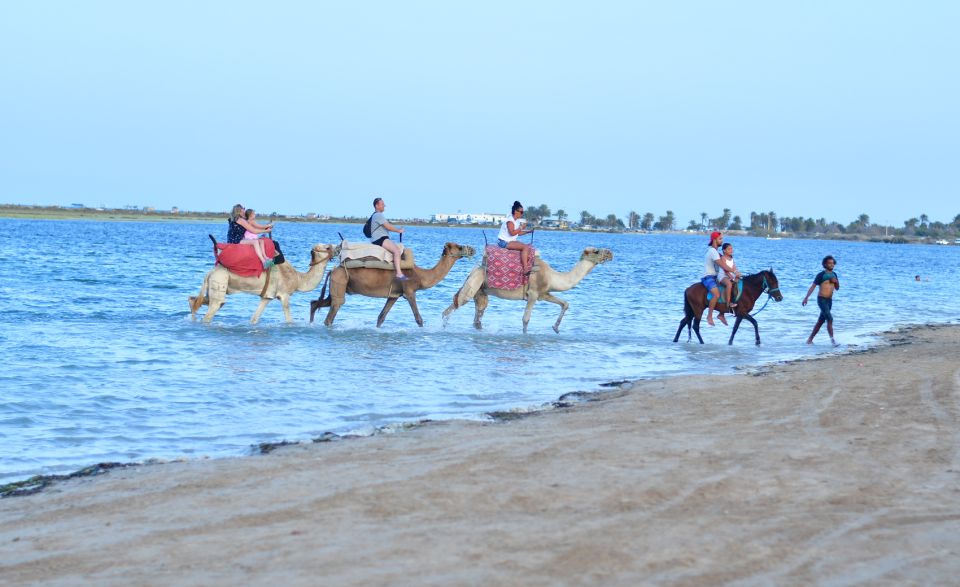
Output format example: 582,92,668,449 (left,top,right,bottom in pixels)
955,238,960,245
935,239,949,245
766,236,781,240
